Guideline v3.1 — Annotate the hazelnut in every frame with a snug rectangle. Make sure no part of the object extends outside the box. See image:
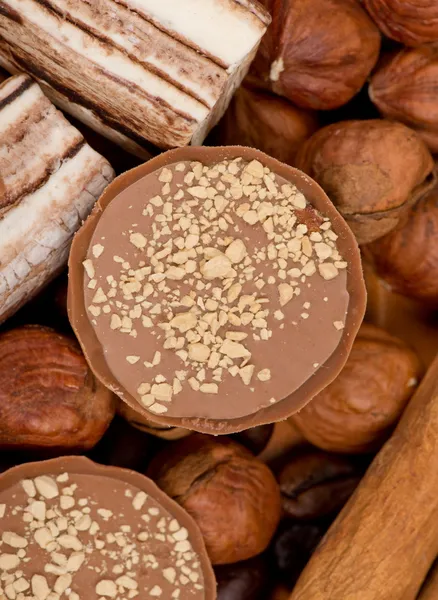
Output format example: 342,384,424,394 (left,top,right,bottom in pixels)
250,0,381,110
364,0,438,47
215,555,271,600
364,182,438,304
148,434,281,564
290,324,422,453
278,448,364,520
0,325,115,452
295,119,435,244
370,46,438,153
215,85,318,164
